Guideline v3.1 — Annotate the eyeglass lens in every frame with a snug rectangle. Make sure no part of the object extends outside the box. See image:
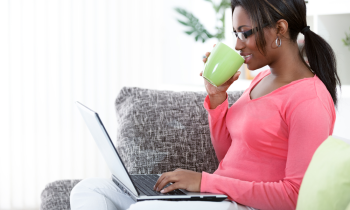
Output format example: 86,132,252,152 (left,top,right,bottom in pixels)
234,32,246,41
